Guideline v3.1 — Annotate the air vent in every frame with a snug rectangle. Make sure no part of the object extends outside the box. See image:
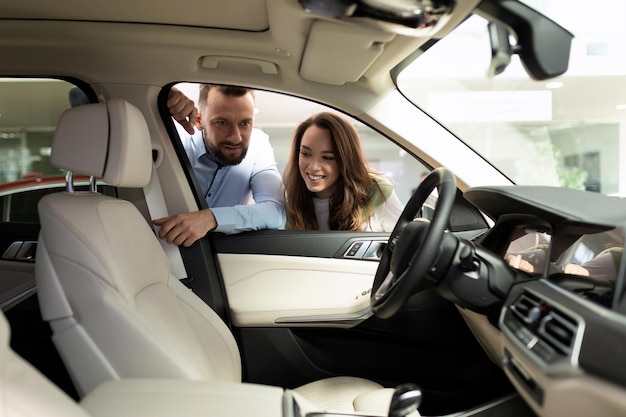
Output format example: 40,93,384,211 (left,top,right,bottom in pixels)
510,292,541,324
538,309,577,355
